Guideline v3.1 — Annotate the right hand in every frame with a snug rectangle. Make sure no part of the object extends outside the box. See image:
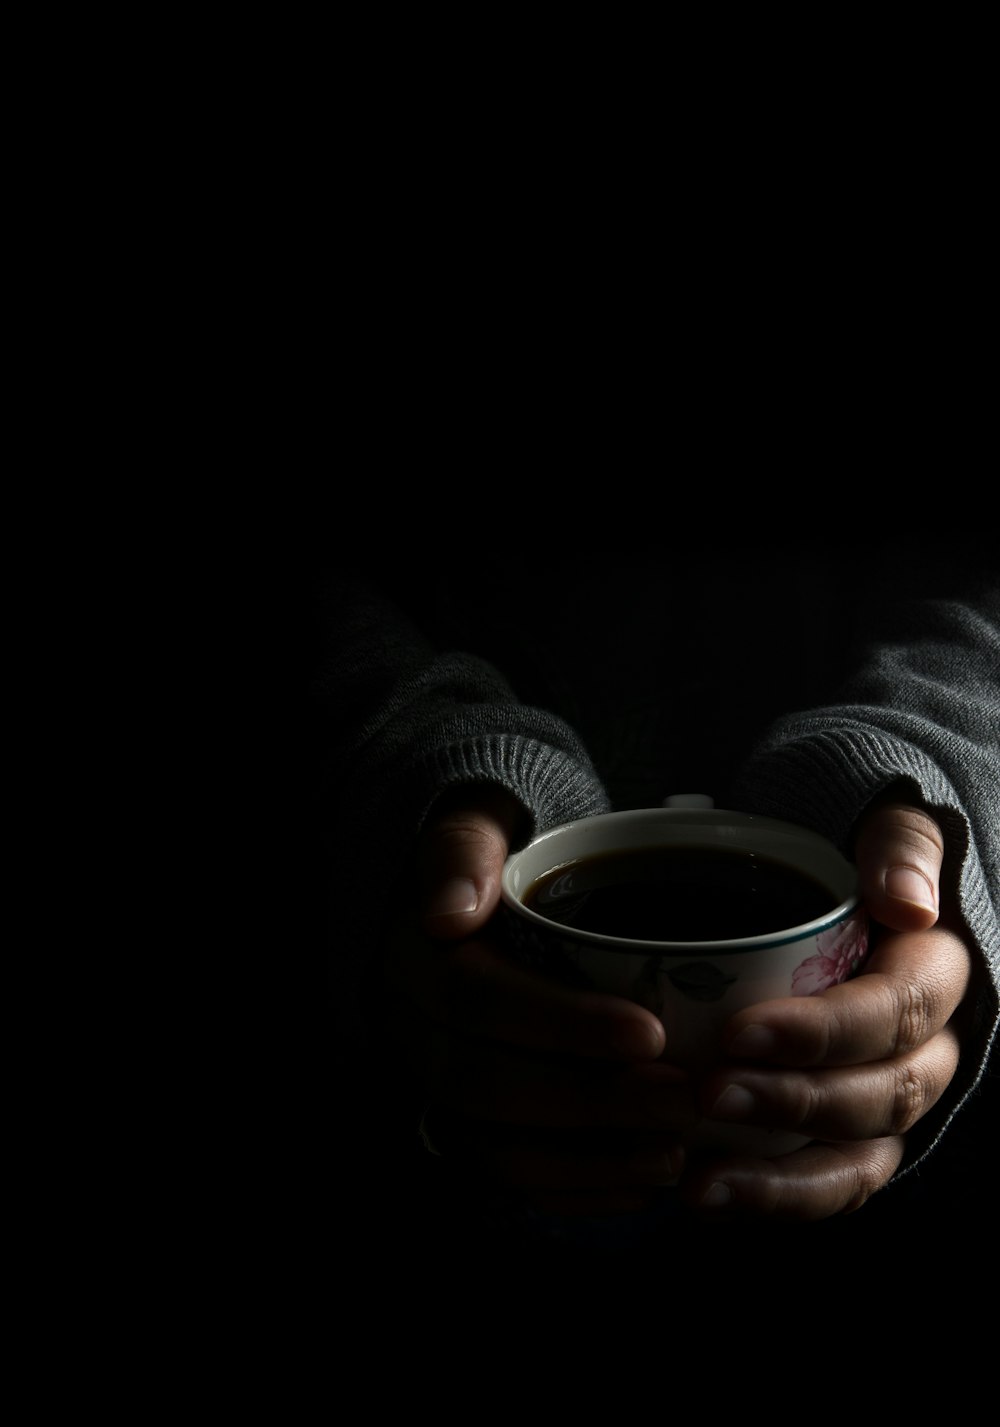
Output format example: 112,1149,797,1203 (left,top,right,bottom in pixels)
382,787,696,1216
